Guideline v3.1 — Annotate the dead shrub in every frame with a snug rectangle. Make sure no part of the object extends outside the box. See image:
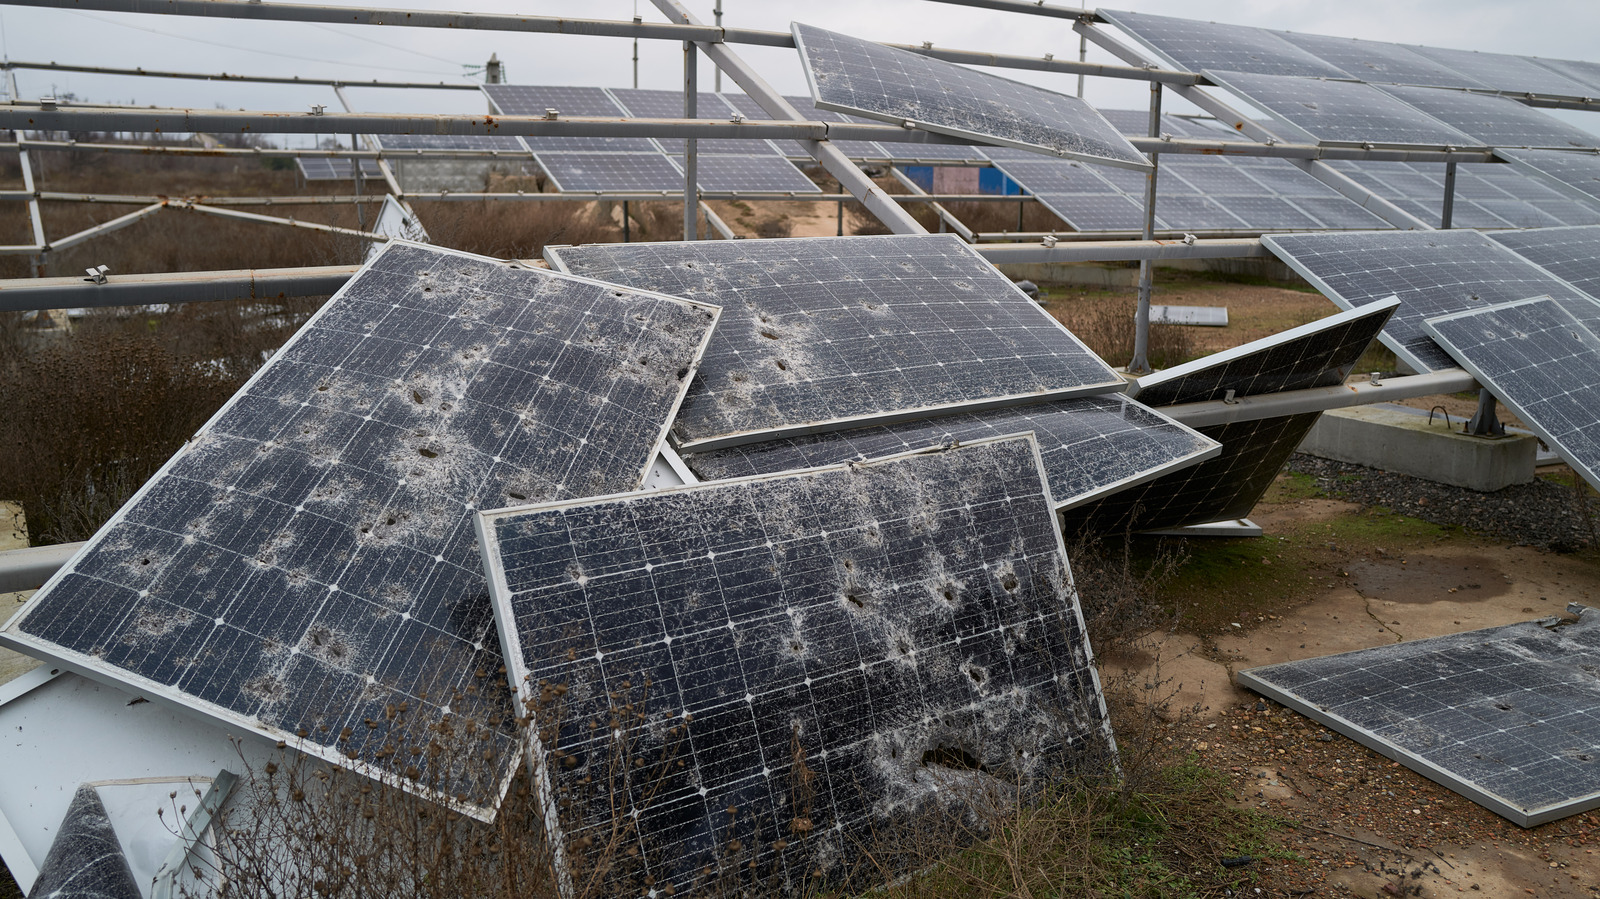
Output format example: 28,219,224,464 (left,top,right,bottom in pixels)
1048,292,1195,370
416,200,620,260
